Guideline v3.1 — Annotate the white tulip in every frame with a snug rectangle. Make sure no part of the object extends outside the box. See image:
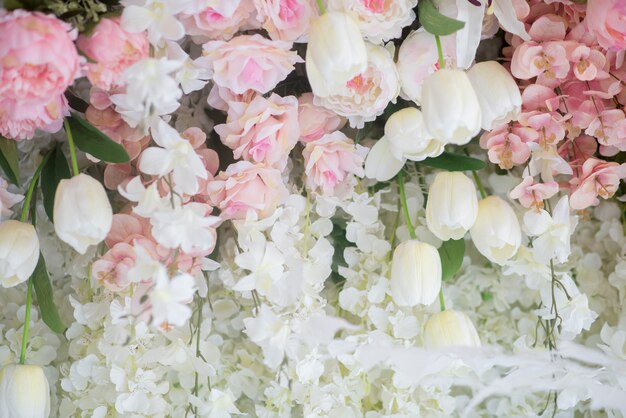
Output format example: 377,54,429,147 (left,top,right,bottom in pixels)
385,107,444,162
305,12,368,98
53,174,113,254
421,68,482,145
390,240,442,307
470,196,521,265
0,364,50,418
424,309,481,348
364,136,405,182
0,220,39,288
467,61,522,130
426,172,478,241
